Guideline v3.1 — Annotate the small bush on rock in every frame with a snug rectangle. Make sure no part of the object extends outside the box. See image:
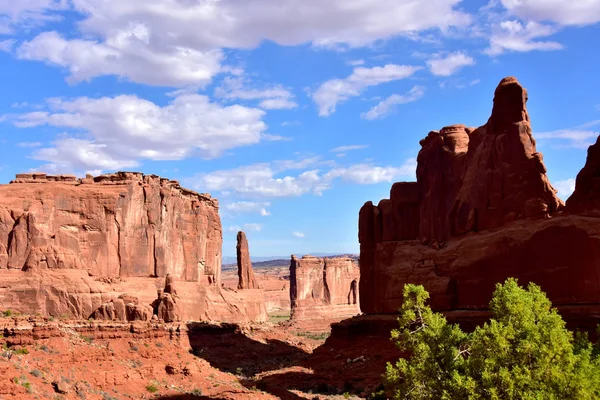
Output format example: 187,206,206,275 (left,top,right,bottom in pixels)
383,278,600,400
